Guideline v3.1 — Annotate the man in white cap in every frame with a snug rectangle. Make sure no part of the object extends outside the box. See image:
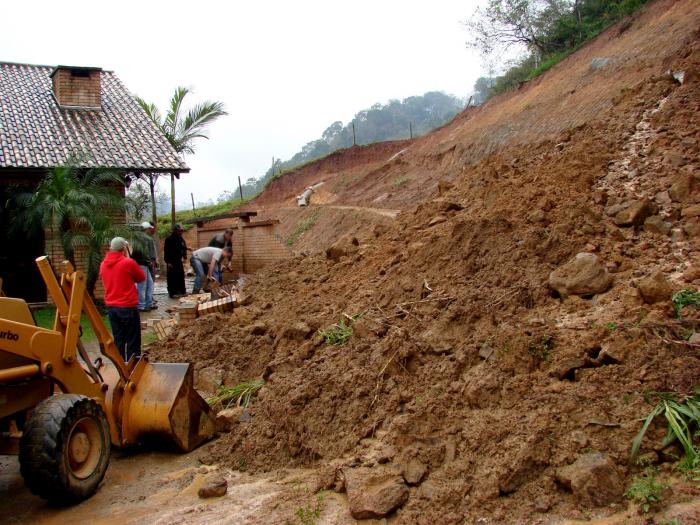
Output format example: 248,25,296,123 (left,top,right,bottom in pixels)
132,222,158,311
99,237,145,361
